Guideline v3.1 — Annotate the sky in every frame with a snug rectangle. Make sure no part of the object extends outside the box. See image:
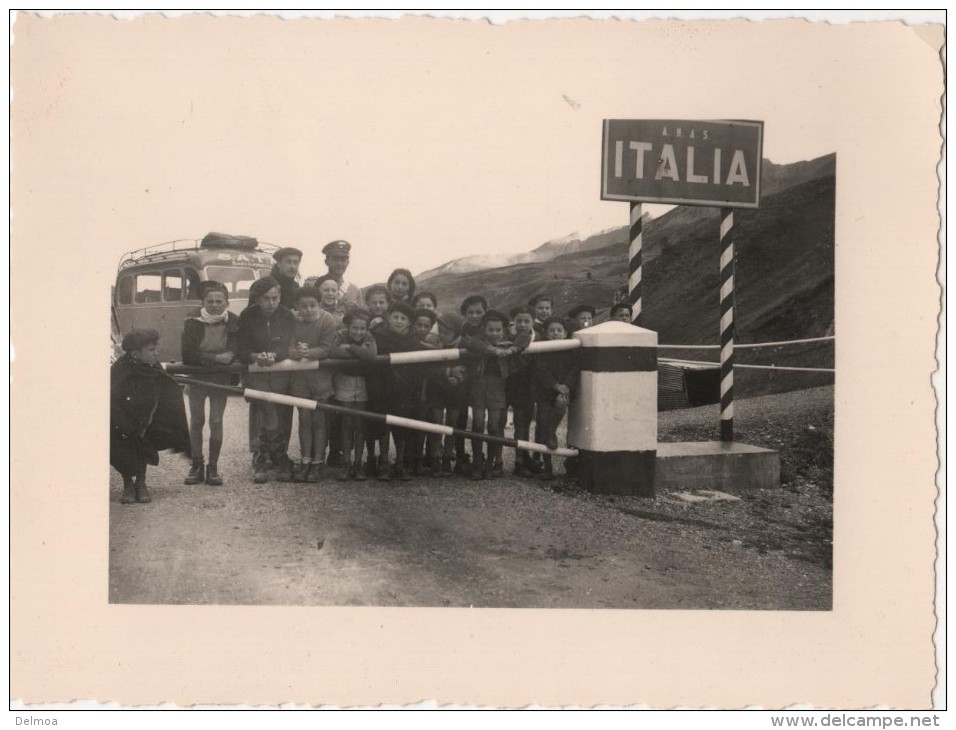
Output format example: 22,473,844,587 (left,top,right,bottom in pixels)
12,10,941,288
